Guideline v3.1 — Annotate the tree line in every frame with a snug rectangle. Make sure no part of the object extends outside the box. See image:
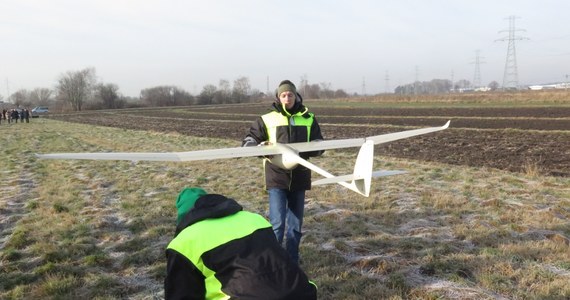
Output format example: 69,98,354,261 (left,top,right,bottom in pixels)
394,79,500,95
1,67,493,111
1,68,355,112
